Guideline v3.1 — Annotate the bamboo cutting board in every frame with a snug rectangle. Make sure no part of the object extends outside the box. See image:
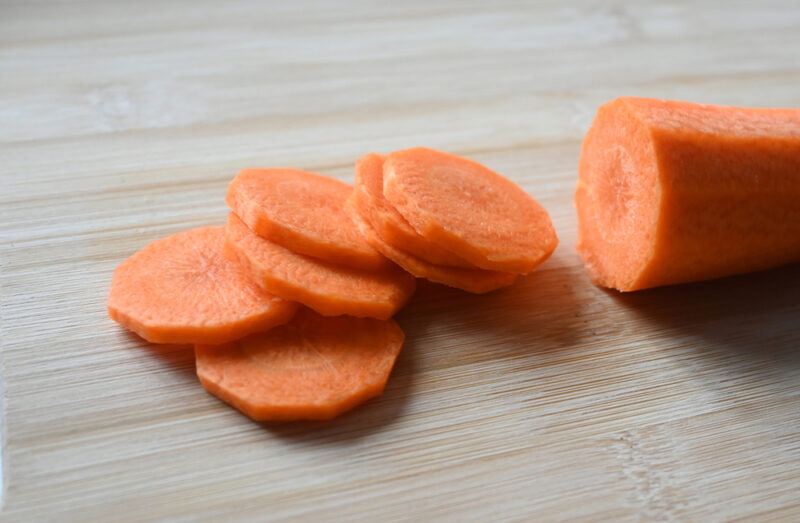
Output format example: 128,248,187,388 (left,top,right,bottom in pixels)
2,1,799,521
